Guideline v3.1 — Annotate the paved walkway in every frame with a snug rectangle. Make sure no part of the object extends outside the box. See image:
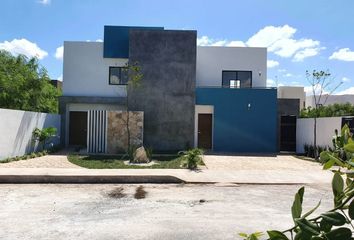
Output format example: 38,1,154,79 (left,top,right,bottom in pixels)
0,167,333,184
0,153,332,184
0,154,81,169
203,154,320,171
